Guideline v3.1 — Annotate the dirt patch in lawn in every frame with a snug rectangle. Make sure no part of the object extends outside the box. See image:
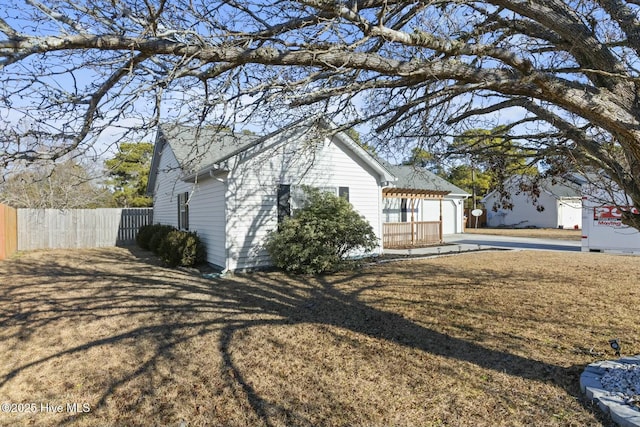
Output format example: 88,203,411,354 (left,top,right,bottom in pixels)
1,247,635,426
465,227,582,240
